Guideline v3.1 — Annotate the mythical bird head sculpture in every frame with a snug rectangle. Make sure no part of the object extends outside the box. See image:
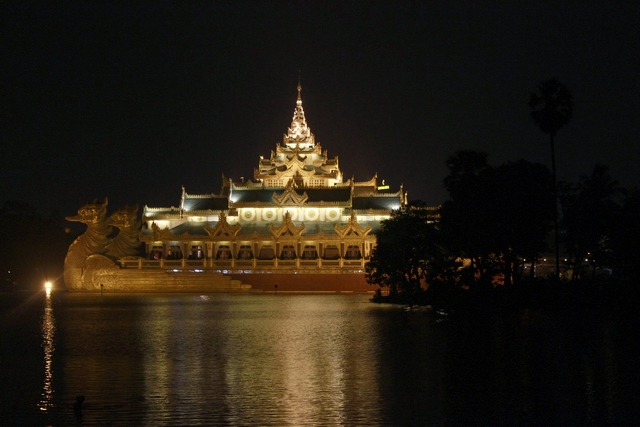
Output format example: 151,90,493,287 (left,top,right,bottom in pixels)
108,204,140,230
65,198,109,224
